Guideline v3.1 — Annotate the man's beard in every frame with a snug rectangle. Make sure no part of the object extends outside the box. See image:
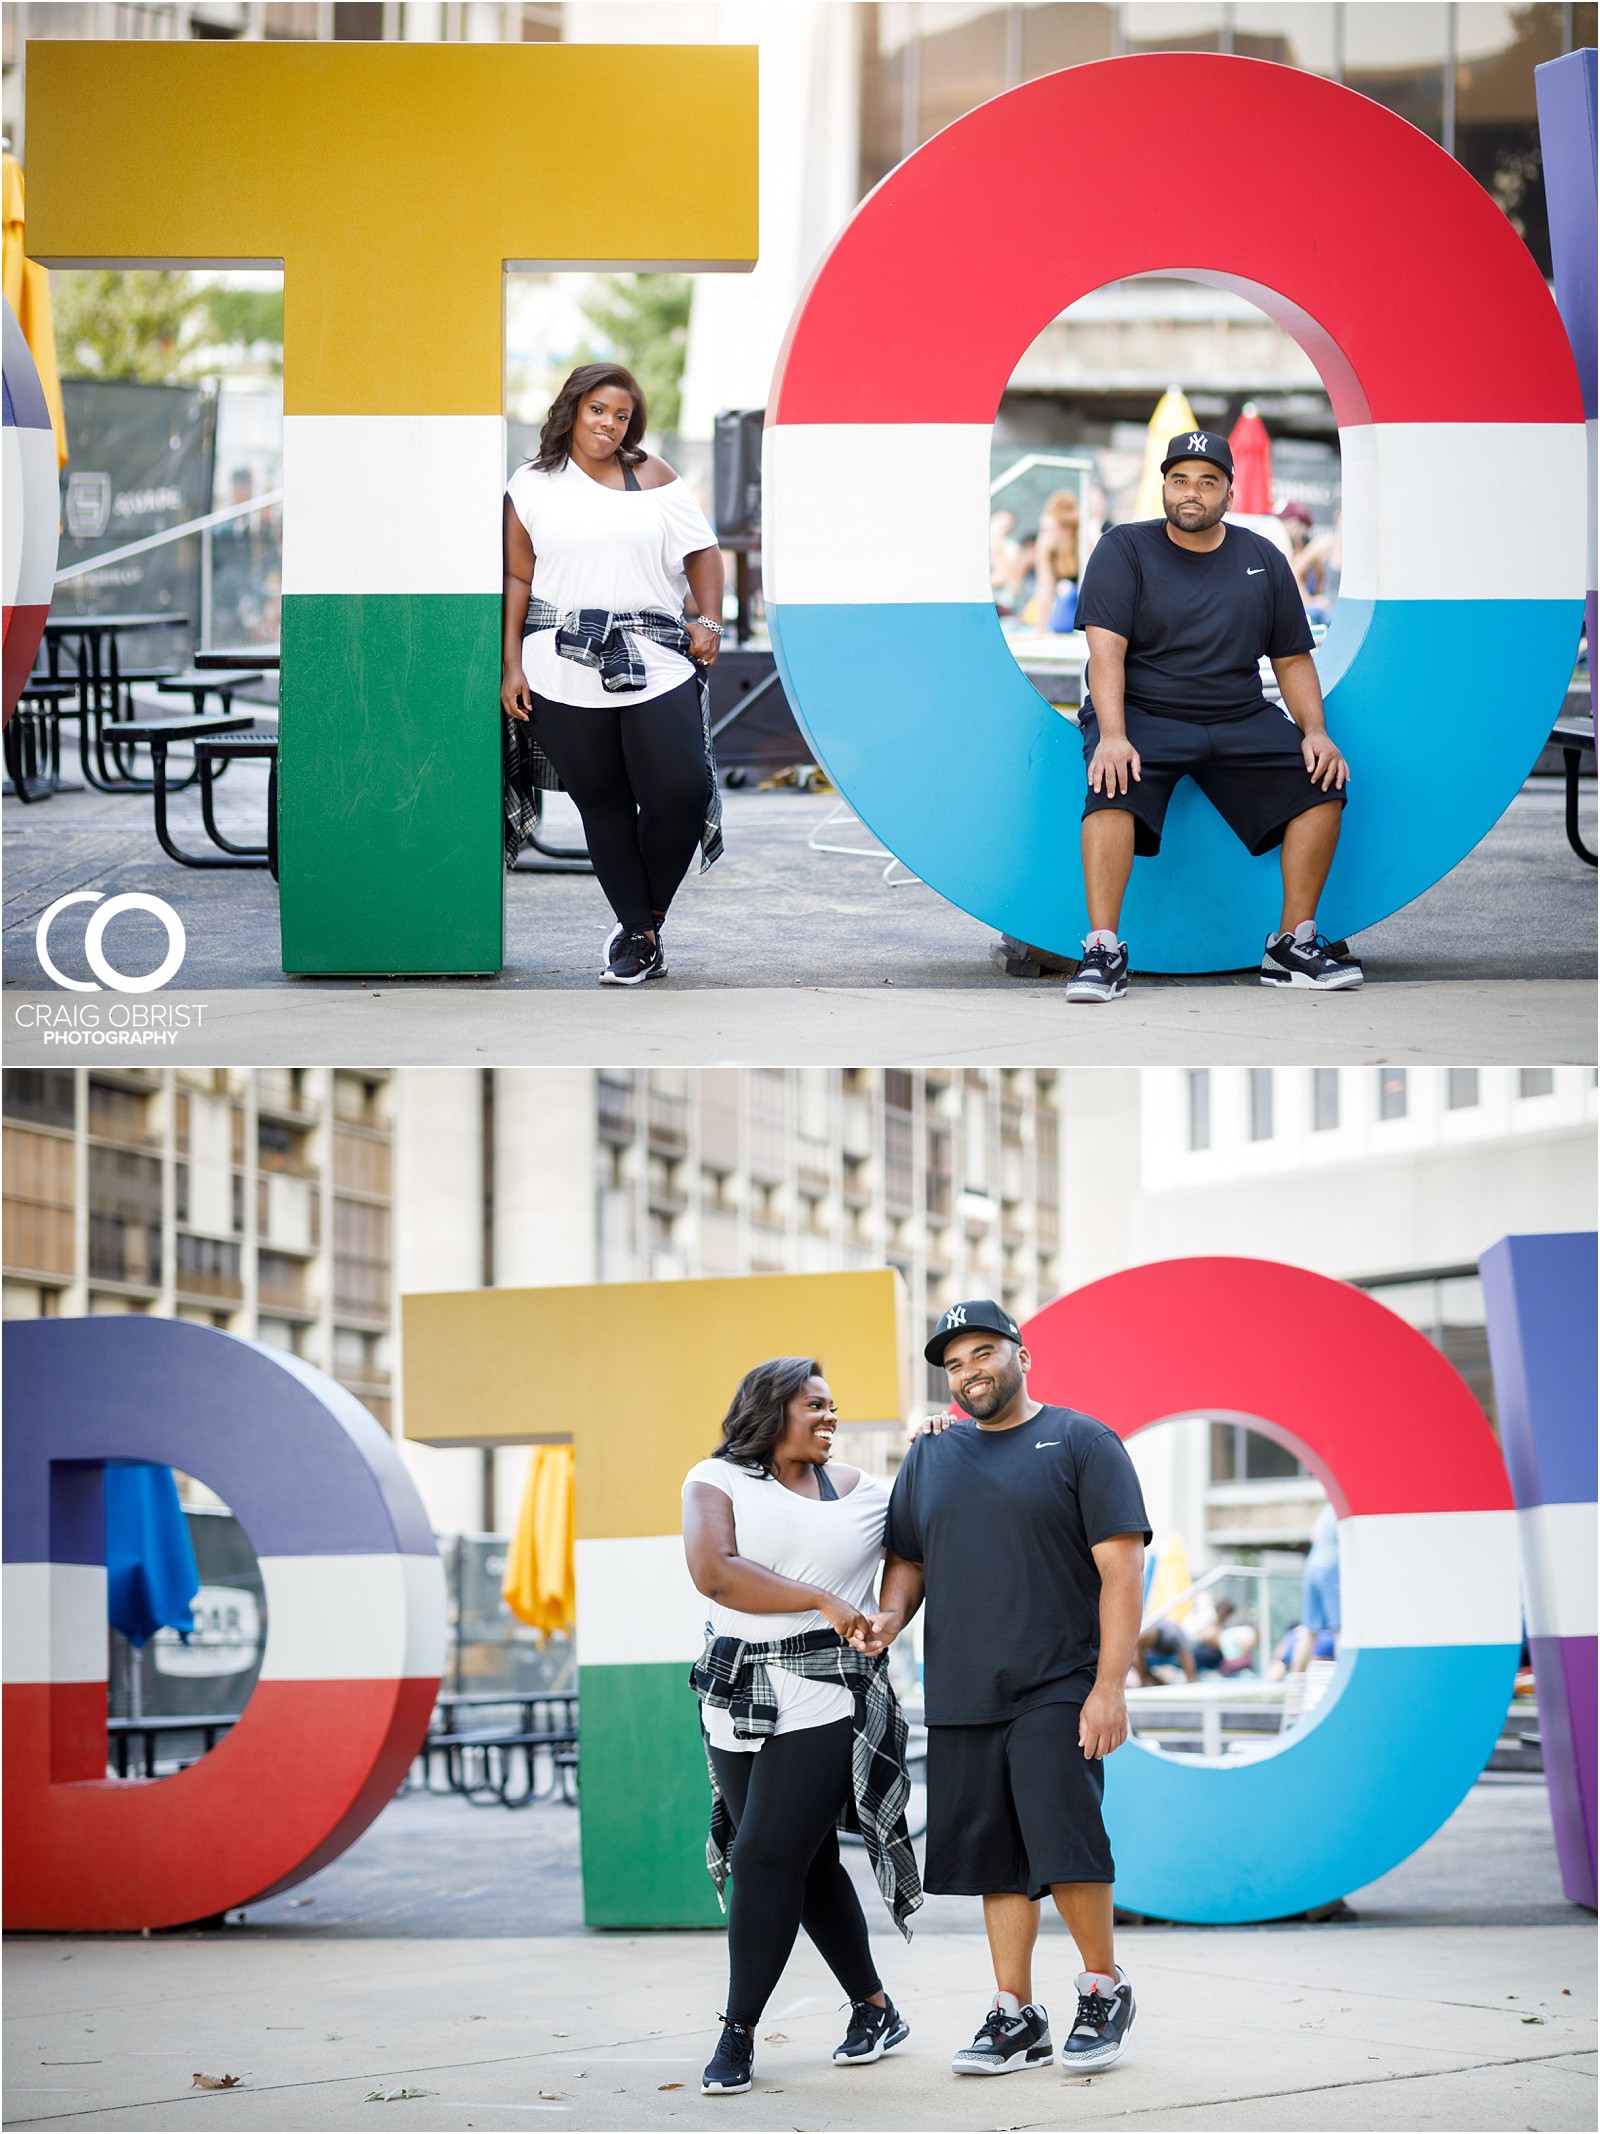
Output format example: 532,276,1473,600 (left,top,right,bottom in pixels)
1164,495,1225,533
953,1358,1024,1419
